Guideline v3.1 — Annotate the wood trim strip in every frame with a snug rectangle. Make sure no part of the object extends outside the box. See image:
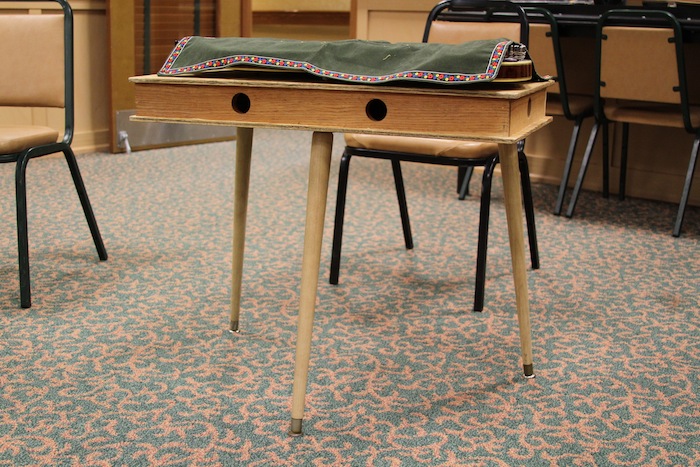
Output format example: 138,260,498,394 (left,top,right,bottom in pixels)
0,1,105,11
252,11,349,27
